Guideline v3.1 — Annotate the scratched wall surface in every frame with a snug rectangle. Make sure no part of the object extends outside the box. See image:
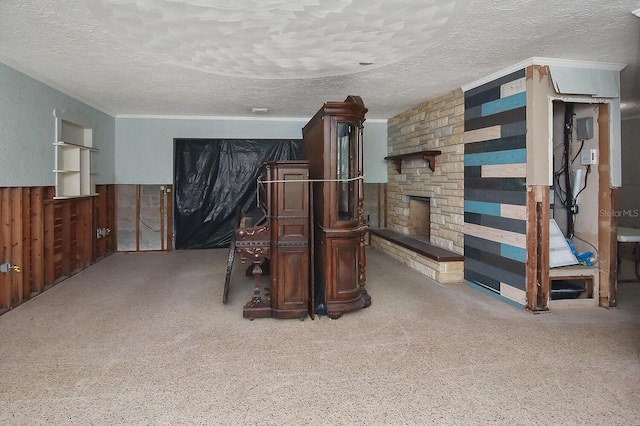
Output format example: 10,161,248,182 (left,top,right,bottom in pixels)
463,69,528,307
